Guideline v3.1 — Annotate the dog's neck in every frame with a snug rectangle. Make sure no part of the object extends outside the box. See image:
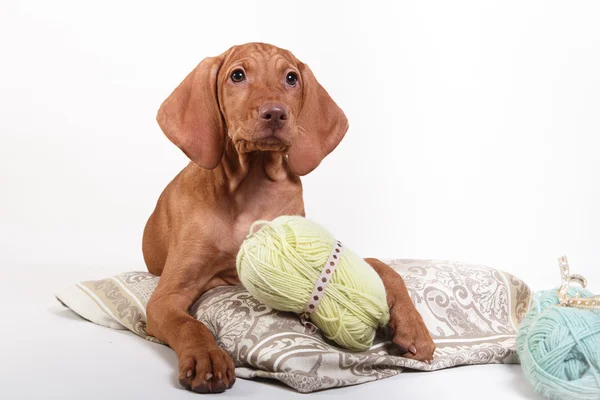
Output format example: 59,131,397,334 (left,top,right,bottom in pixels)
214,139,295,193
